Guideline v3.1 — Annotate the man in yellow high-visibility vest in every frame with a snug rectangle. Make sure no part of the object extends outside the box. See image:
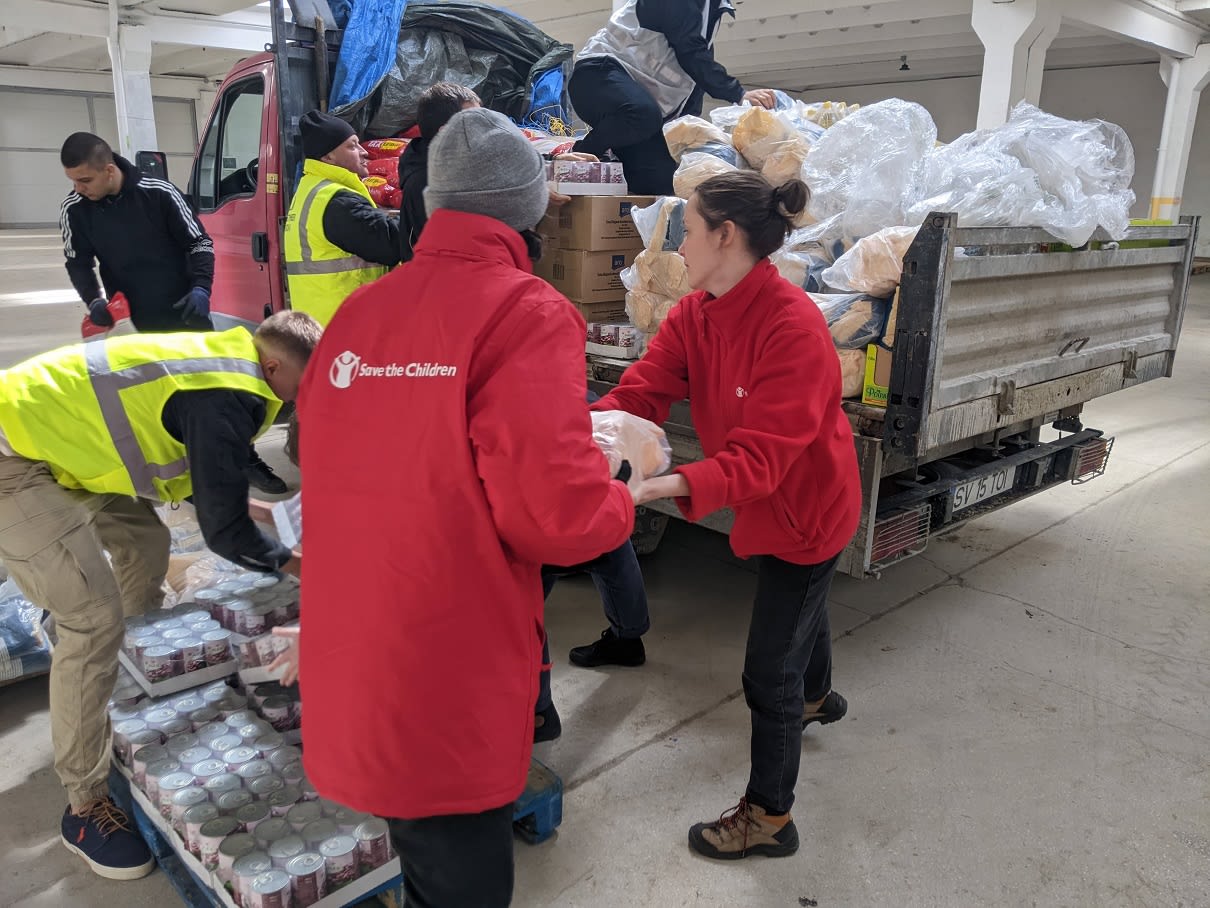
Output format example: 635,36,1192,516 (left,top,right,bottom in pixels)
0,311,320,883
284,111,401,327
